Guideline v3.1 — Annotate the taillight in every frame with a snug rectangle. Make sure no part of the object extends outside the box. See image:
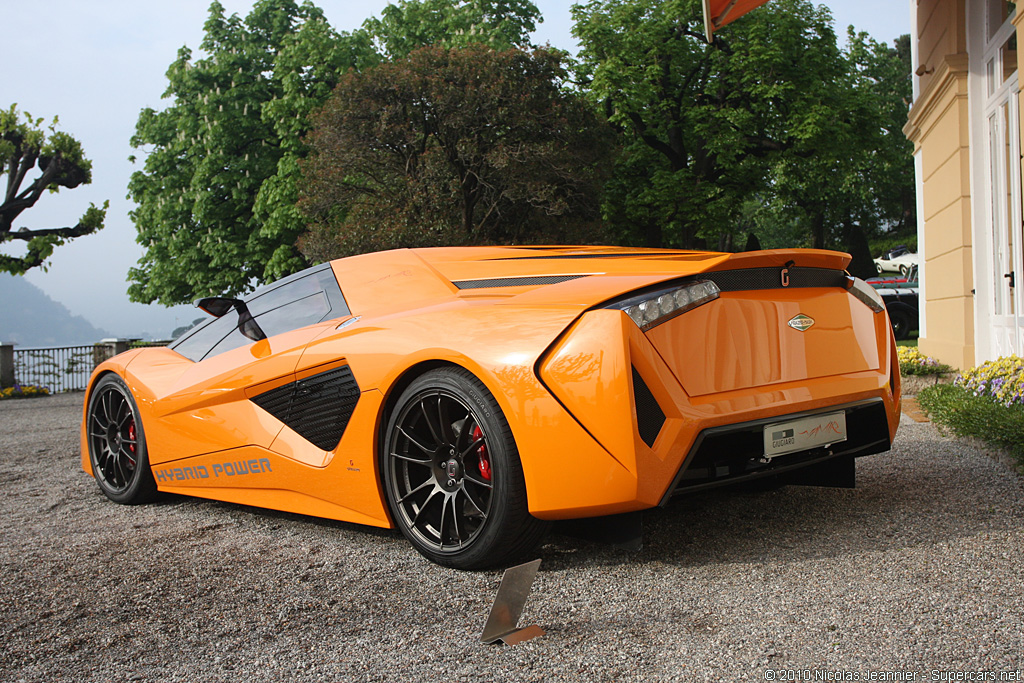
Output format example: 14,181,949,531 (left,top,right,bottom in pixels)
605,280,720,331
845,276,885,313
